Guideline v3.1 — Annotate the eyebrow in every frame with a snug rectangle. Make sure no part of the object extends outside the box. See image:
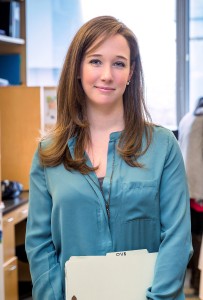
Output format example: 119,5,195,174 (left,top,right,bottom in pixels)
86,54,128,61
